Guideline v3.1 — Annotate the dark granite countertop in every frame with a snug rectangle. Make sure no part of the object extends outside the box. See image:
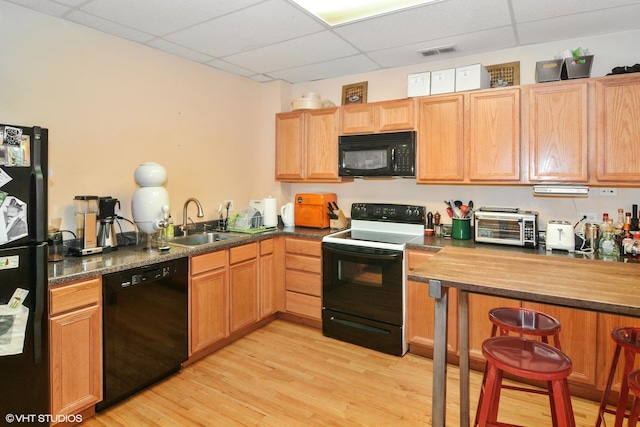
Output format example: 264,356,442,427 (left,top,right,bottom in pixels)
48,226,333,285
49,226,635,286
